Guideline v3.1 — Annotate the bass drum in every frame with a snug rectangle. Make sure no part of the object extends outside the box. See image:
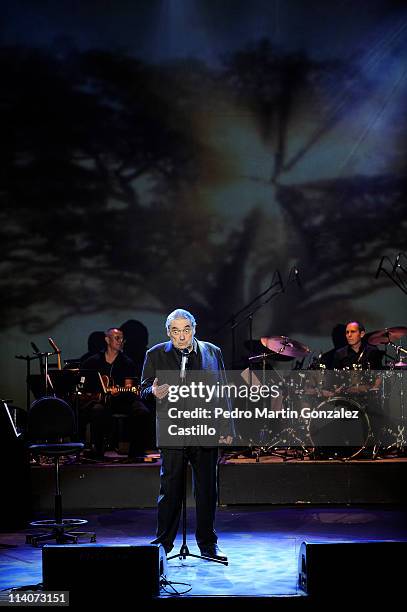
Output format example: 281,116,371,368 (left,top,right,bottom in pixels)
308,396,371,460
